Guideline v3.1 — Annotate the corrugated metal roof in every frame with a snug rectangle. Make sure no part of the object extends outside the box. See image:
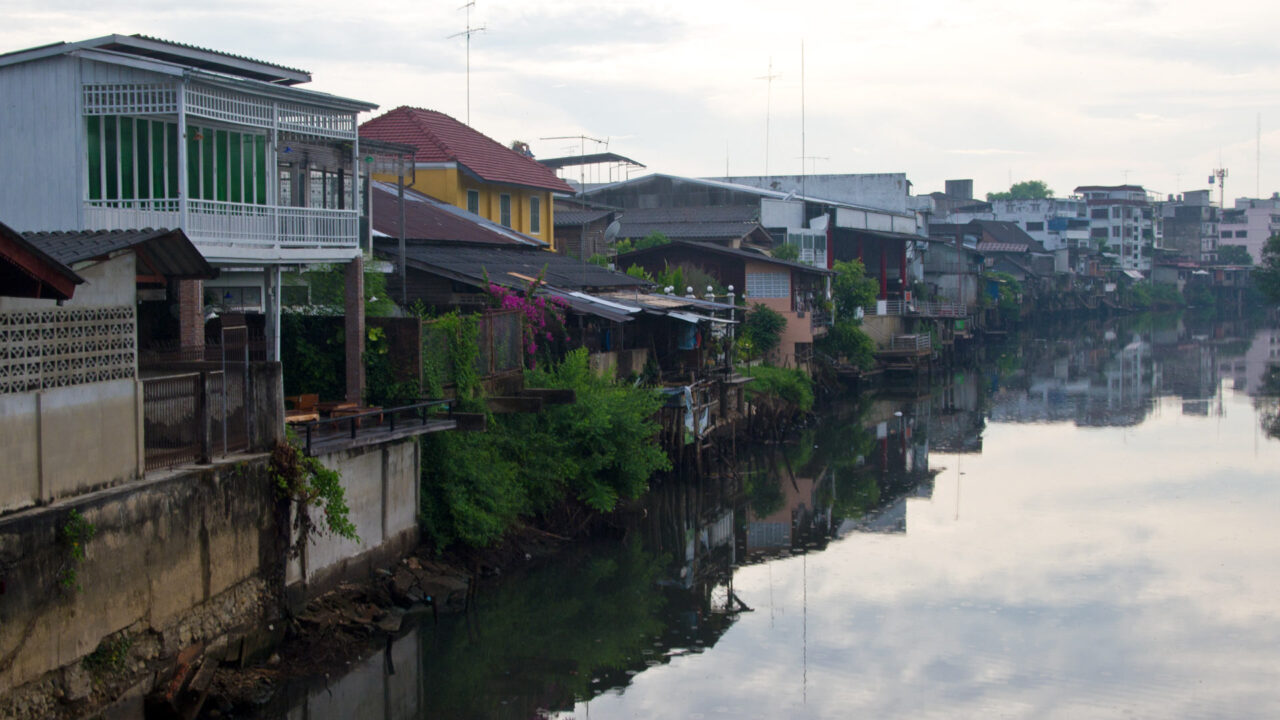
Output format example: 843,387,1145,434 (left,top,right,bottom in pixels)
373,239,647,292
554,209,613,226
370,181,543,246
360,107,574,193
976,242,1031,253
620,239,835,276
21,228,215,279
